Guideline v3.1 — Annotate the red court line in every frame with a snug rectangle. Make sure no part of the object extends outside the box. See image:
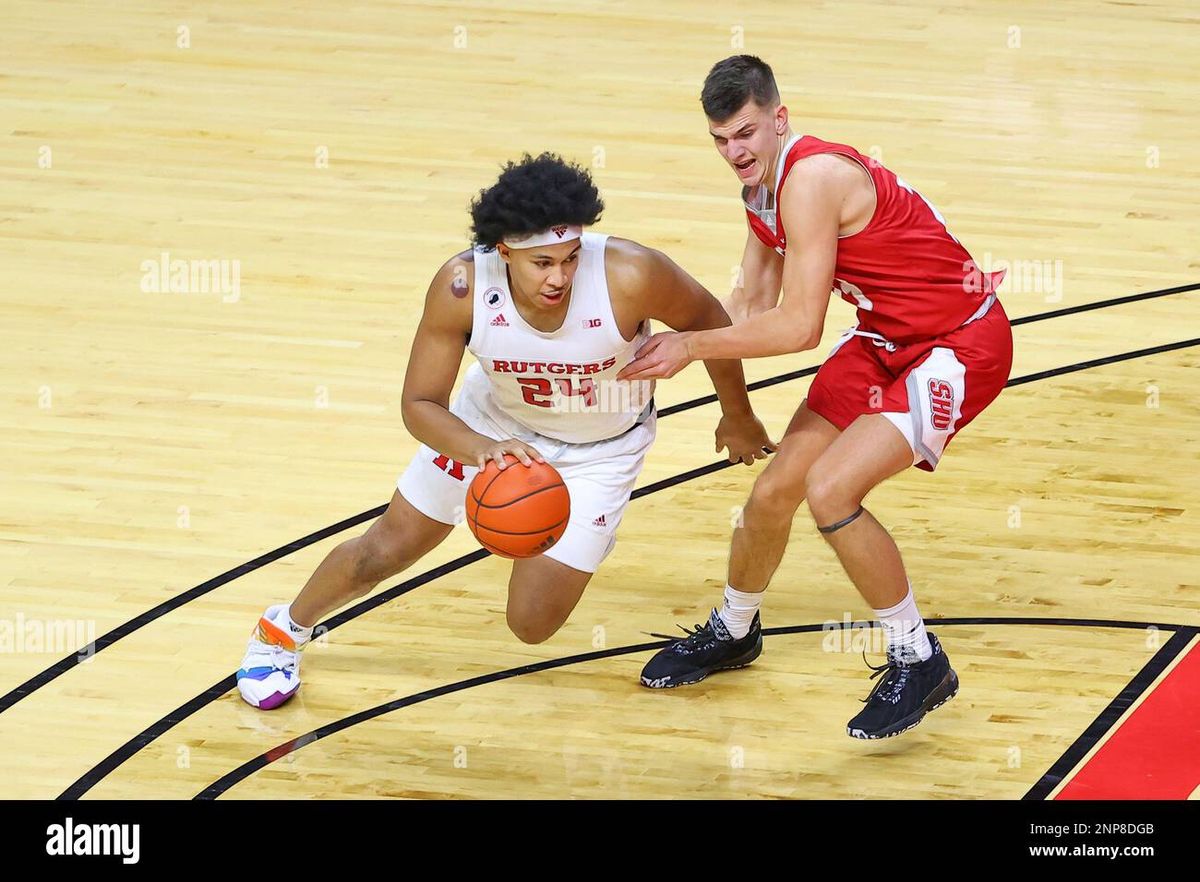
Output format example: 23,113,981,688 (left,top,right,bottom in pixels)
1057,638,1200,800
